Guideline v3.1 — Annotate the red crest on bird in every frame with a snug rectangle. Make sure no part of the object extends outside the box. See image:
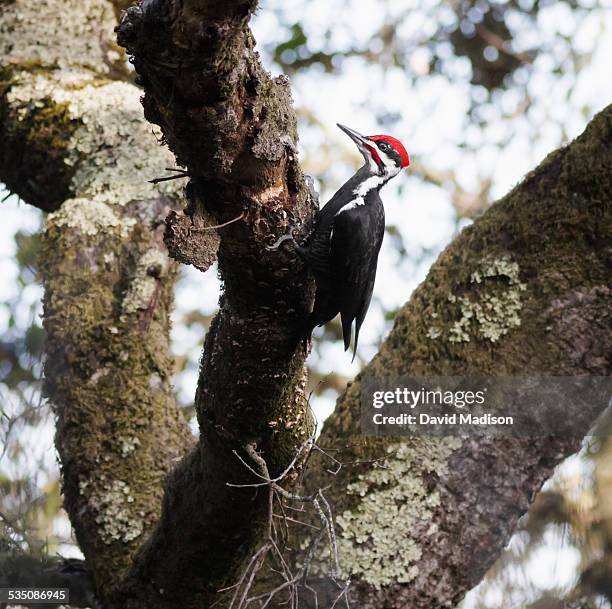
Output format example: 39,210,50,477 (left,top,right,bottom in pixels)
369,135,410,168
